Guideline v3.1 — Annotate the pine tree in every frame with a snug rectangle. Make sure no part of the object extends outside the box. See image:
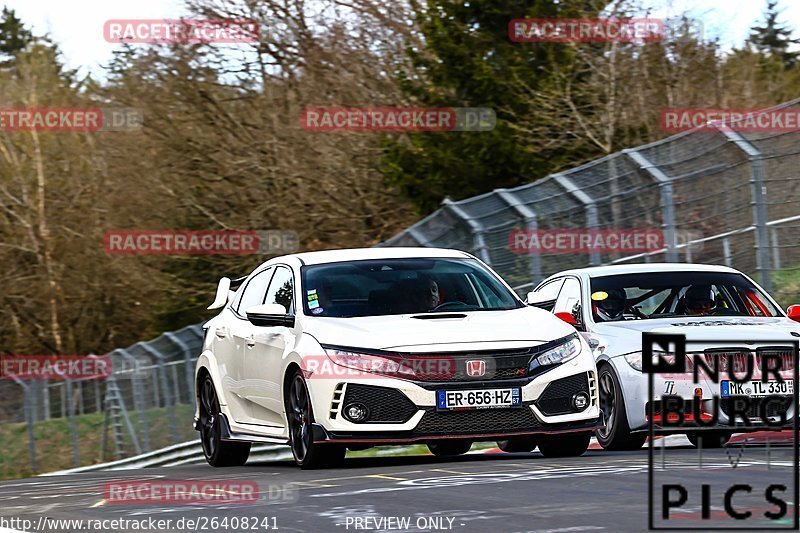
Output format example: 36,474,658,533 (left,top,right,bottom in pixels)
381,0,611,214
0,8,33,60
747,0,800,68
